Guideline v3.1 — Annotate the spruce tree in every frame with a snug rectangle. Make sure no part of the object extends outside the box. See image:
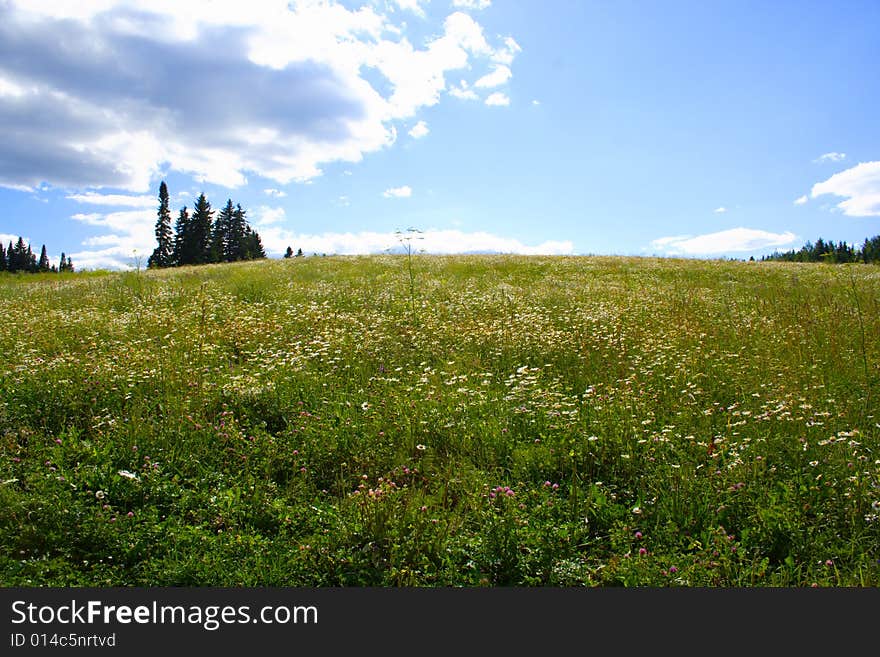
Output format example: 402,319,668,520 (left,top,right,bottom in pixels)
284,246,293,258
148,181,174,268
229,204,248,261
173,206,192,266
242,227,266,260
296,248,303,257
190,193,214,265
38,245,50,272
66,256,73,273
58,251,67,273
0,242,6,271
214,199,235,262
25,242,36,272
